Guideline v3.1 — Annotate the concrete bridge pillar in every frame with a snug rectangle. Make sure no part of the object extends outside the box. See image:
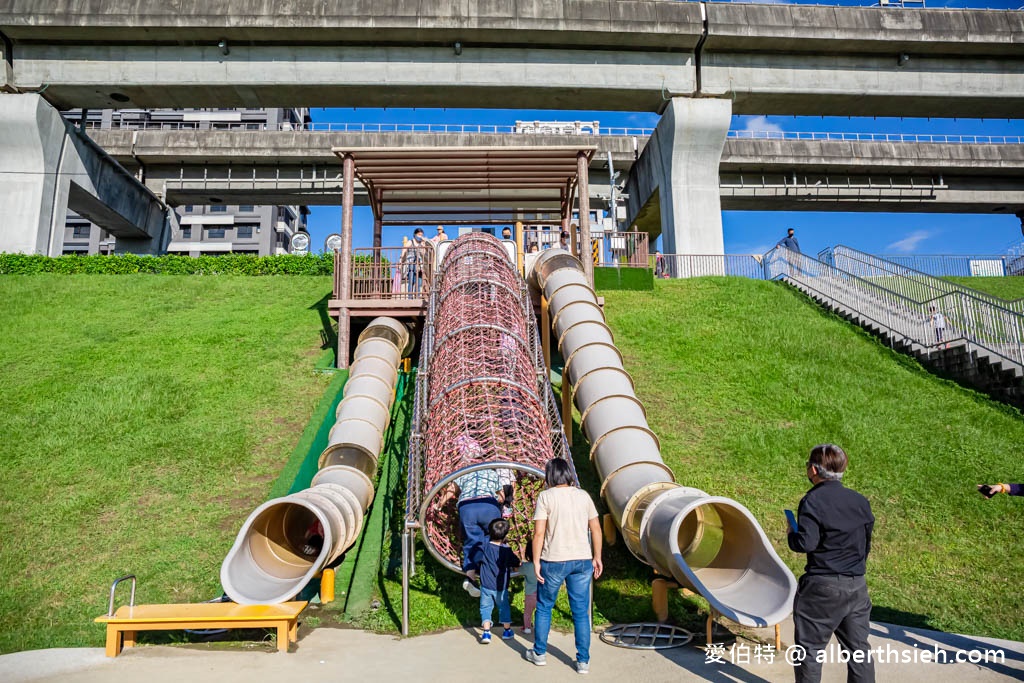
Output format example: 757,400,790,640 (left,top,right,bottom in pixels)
0,94,72,254
0,93,168,255
625,97,731,255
